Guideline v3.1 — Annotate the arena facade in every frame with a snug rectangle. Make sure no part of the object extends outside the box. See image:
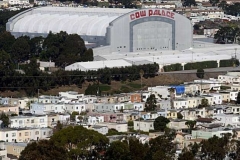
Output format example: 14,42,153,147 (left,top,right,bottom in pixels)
7,7,192,53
